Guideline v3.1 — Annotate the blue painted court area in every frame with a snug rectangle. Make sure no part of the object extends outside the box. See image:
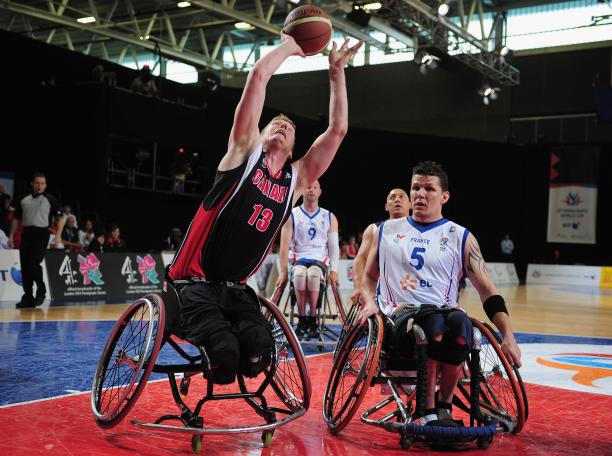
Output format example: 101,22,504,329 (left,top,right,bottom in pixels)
0,319,337,406
2,318,611,407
